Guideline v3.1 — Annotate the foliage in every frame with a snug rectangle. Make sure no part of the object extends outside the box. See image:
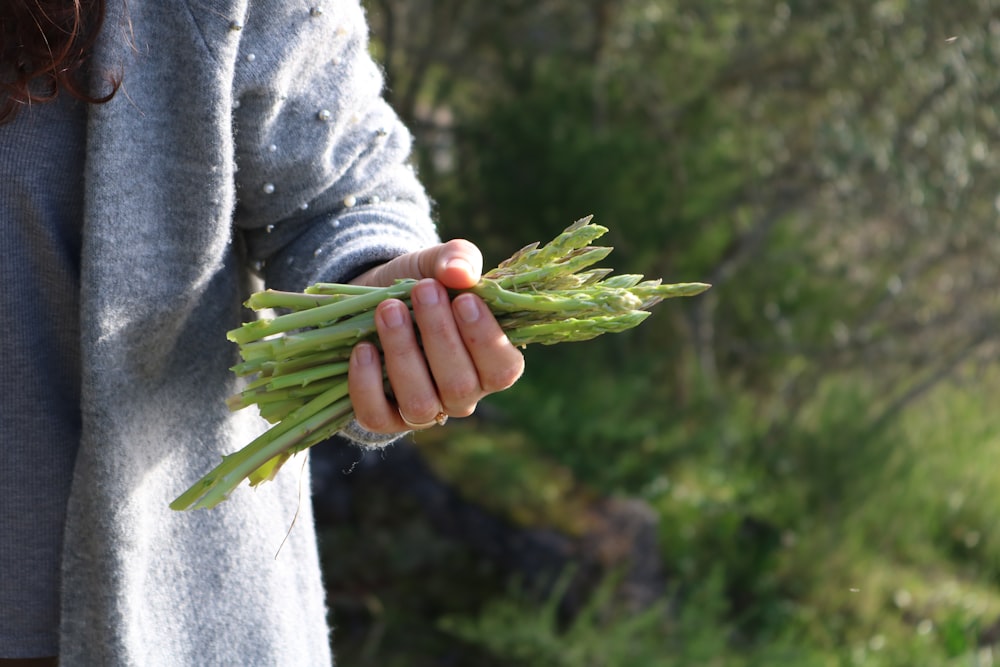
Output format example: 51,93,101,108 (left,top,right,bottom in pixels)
439,570,708,667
